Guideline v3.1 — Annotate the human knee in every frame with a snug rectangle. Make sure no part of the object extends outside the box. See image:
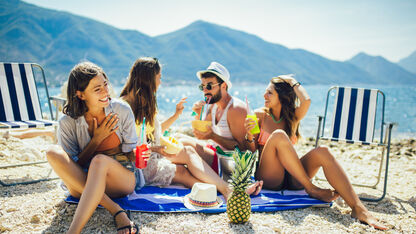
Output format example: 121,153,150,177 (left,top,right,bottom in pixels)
46,145,66,163
90,154,110,168
270,129,290,143
313,146,335,162
181,146,197,159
